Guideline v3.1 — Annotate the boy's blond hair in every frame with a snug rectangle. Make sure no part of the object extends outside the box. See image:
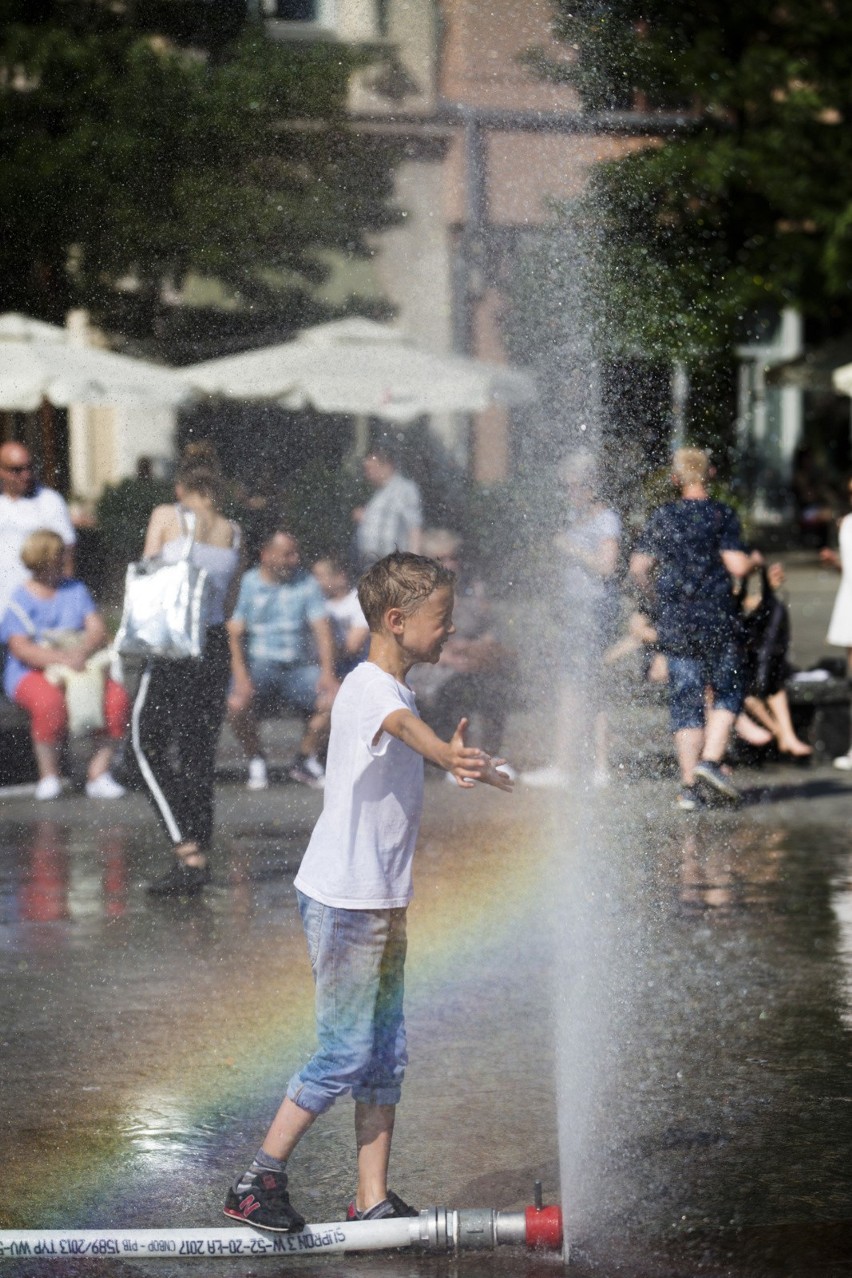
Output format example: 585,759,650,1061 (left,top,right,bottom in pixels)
357,551,455,632
672,447,710,487
20,528,64,572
